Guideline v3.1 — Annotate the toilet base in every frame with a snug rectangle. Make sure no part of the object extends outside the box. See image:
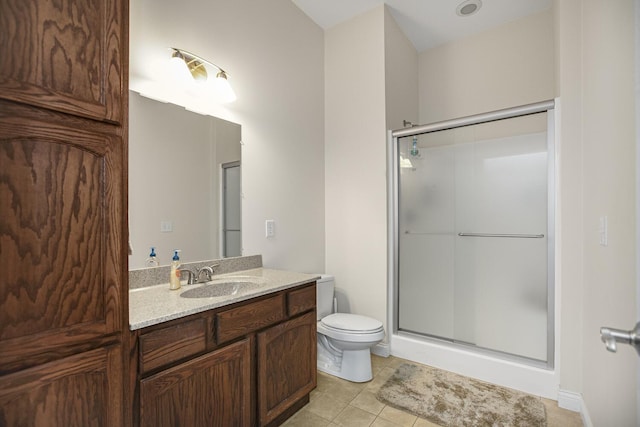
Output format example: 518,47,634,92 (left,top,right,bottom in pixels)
317,344,373,383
